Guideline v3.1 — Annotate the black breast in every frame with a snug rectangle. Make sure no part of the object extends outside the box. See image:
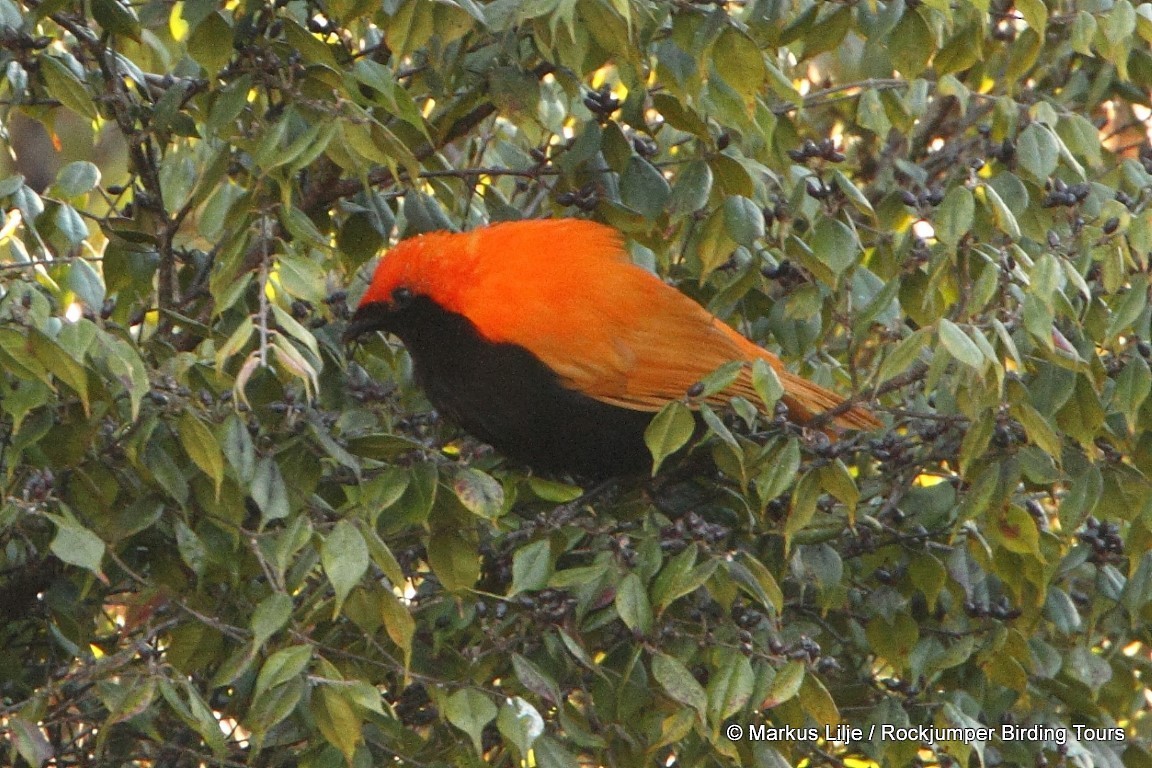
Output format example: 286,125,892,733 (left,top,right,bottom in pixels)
387,296,655,479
